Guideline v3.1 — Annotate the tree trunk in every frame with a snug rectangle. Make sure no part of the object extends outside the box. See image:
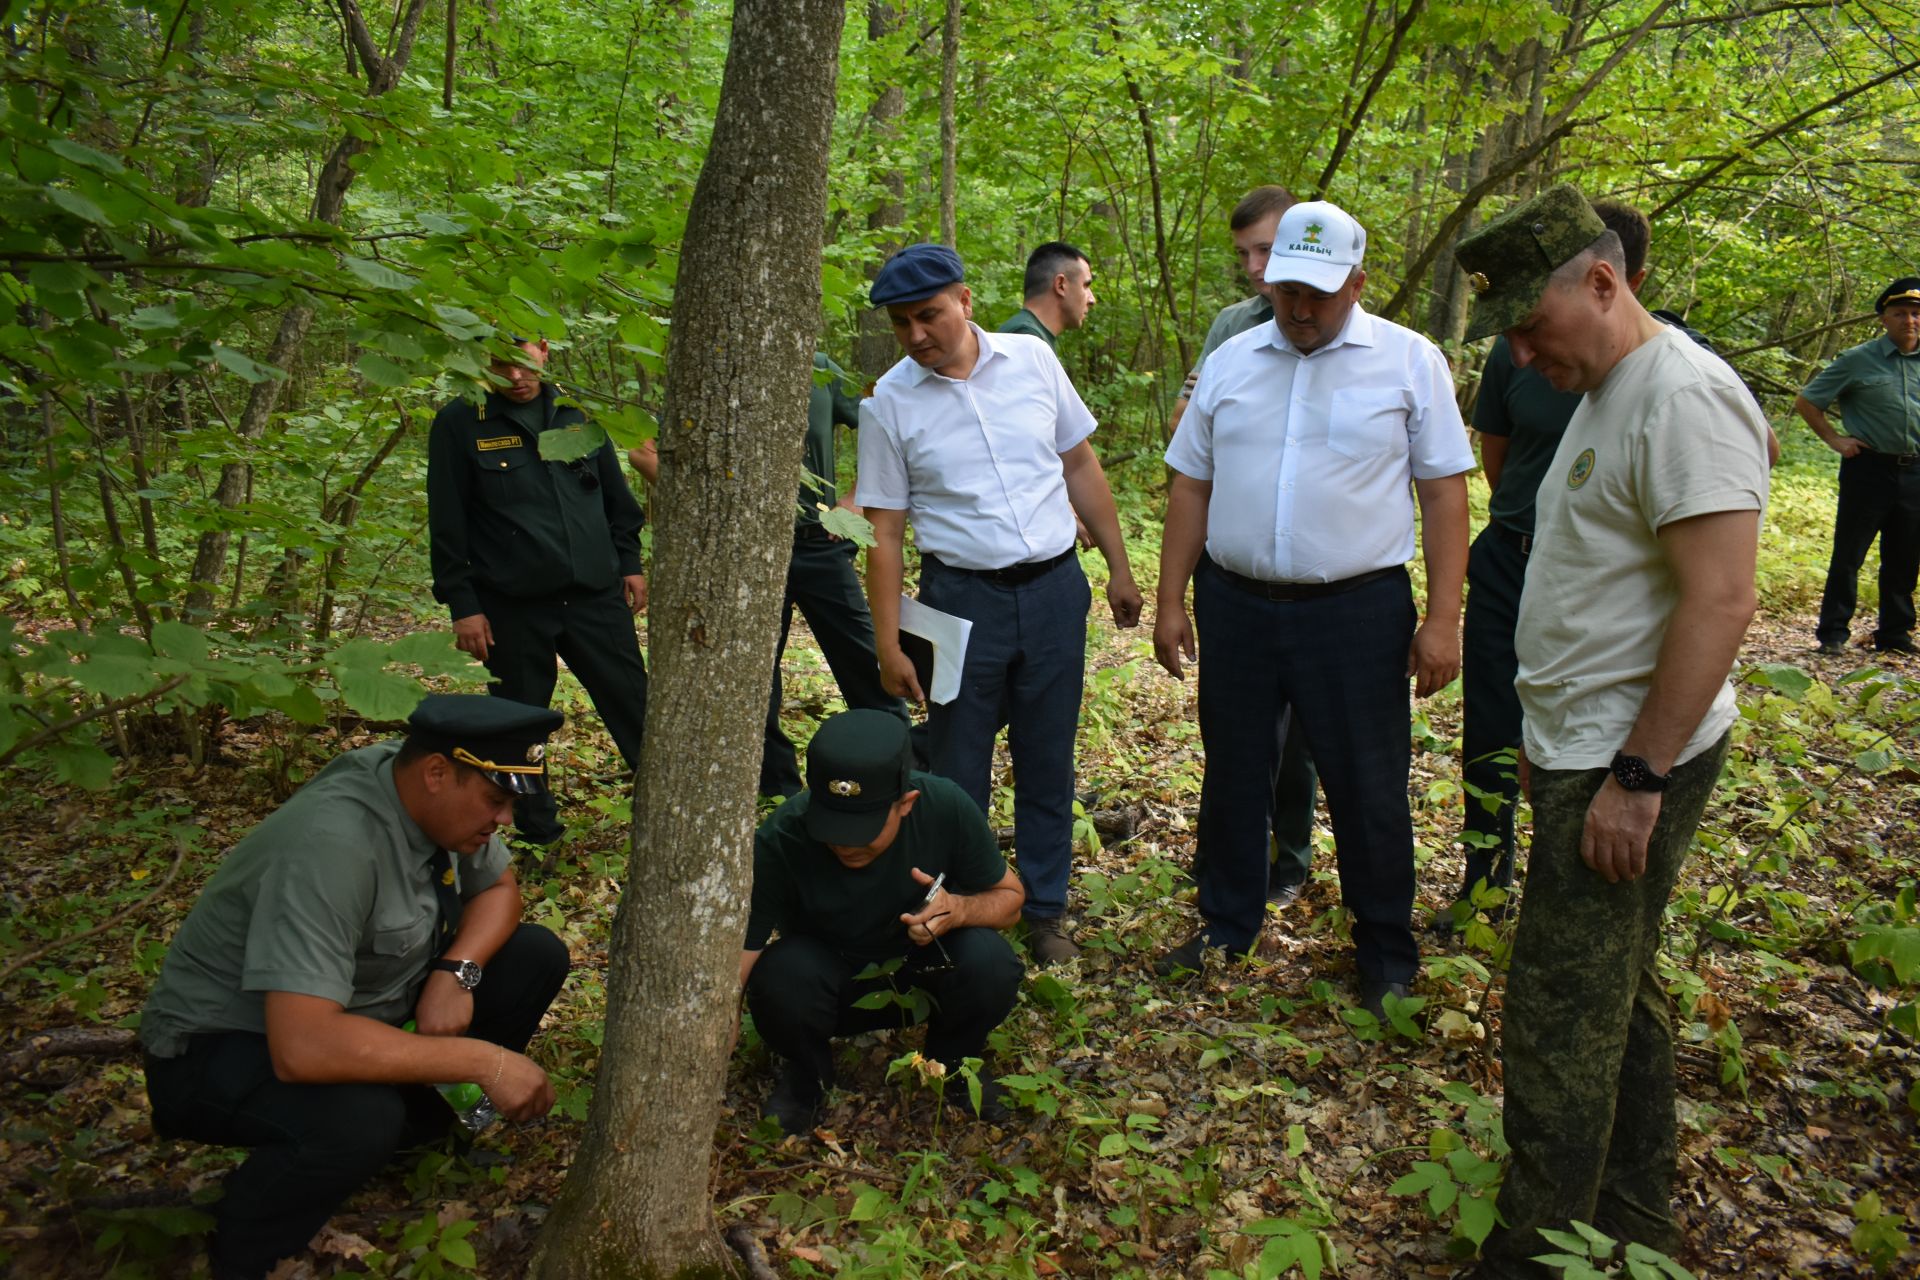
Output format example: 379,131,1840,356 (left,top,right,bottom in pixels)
529,0,847,1275
856,1,905,383
937,0,959,246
